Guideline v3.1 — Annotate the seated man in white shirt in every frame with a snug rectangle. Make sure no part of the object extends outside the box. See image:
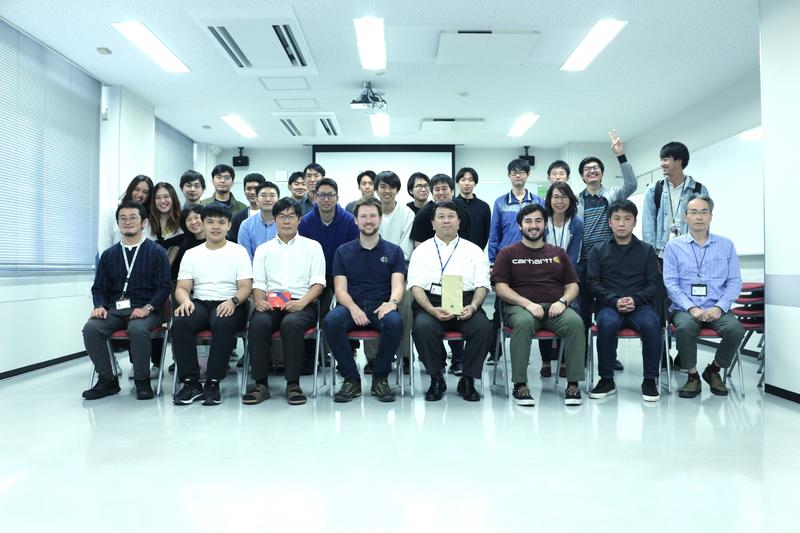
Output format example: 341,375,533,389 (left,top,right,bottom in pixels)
243,198,326,406
172,204,253,406
408,201,492,402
